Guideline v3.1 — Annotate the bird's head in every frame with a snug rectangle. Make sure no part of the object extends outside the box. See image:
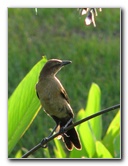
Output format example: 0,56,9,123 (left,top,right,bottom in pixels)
39,59,72,79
